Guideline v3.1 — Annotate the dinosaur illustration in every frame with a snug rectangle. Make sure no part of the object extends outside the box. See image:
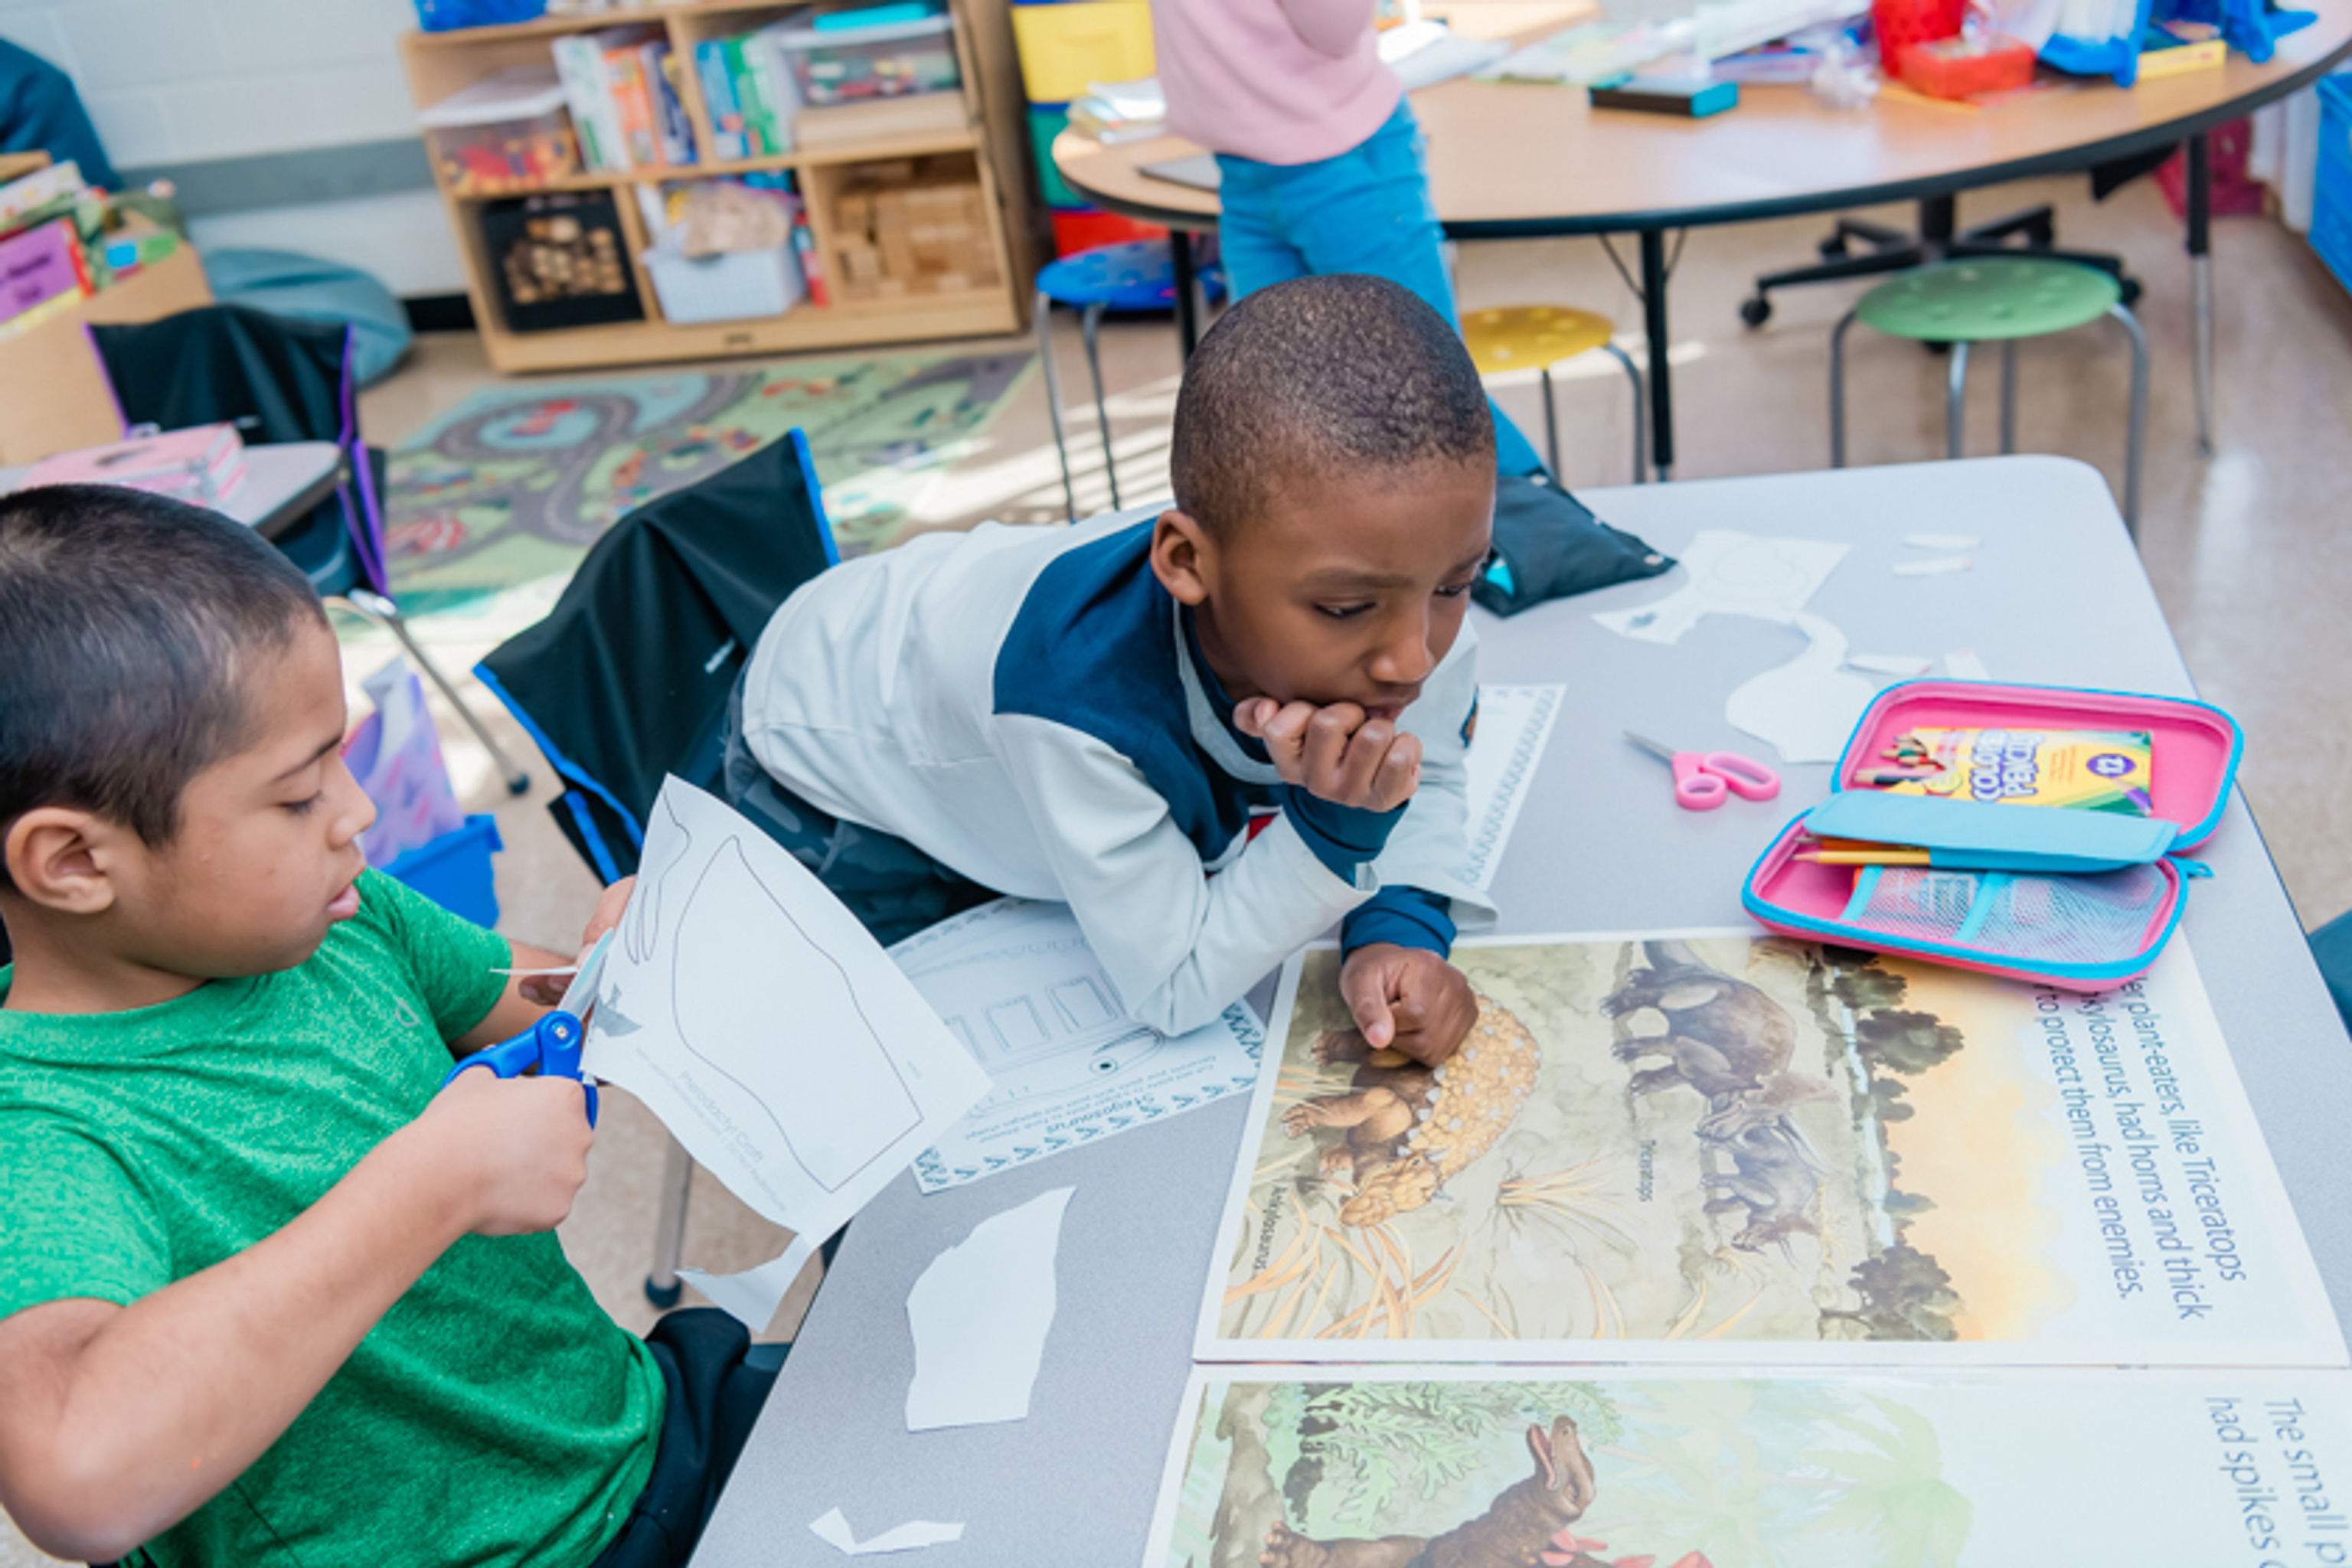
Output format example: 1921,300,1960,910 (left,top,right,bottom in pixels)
1256,1416,1597,1568
1602,939,1800,1103
1702,1121,1829,1255
1281,995,1542,1227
